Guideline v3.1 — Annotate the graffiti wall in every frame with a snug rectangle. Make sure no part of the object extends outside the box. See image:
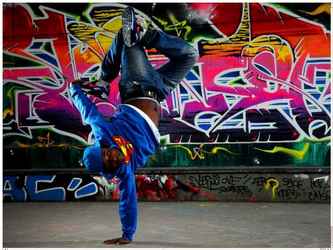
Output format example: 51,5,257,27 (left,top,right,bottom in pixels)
3,3,331,169
4,172,330,202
